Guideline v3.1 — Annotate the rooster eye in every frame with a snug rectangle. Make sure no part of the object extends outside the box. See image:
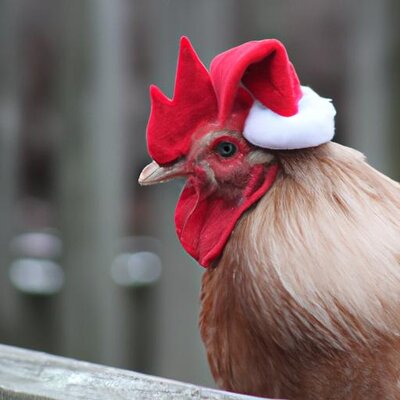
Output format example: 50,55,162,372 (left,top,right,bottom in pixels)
216,141,237,158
